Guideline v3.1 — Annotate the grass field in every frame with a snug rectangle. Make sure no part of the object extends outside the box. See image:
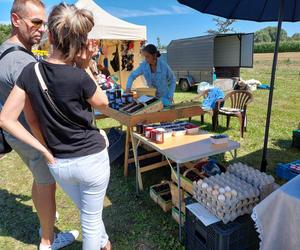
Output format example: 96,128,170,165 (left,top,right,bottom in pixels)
0,52,299,250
